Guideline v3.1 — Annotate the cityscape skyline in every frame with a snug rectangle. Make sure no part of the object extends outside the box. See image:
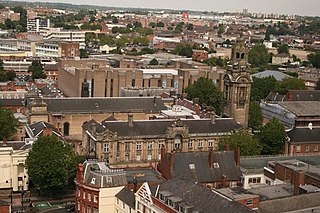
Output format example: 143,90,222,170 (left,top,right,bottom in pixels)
21,0,320,16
